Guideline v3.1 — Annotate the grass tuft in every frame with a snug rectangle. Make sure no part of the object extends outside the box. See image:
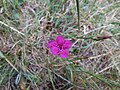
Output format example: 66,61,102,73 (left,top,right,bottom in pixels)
0,0,120,90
